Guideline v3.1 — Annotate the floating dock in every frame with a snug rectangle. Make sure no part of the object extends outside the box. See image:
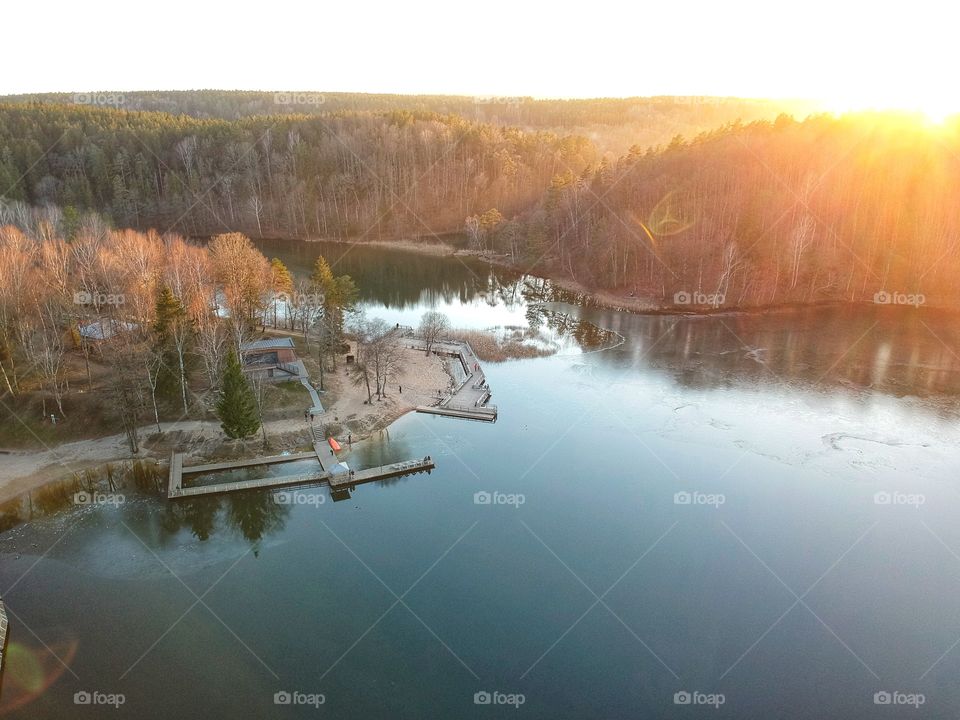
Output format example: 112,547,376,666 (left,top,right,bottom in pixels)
405,336,498,422
167,451,435,499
